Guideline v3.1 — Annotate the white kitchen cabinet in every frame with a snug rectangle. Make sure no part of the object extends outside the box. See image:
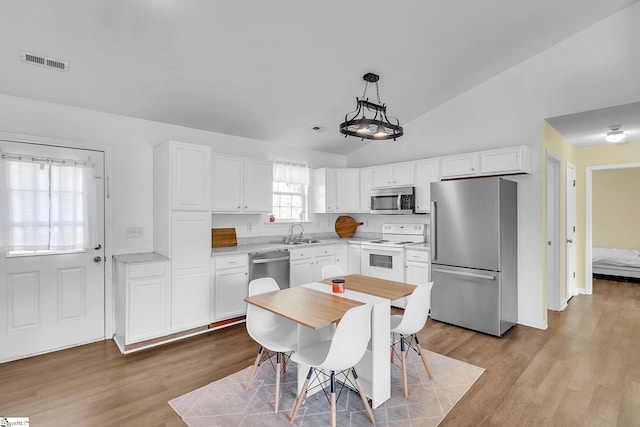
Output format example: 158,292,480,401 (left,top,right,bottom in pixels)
113,254,170,349
398,248,431,309
211,155,272,213
289,248,315,287
359,167,373,212
414,158,440,213
479,145,531,175
335,244,348,274
211,254,249,321
170,211,211,332
348,242,361,274
313,168,360,213
312,168,336,213
335,169,360,212
168,142,211,211
243,159,273,212
313,245,337,281
372,162,414,188
405,249,431,285
441,153,479,179
154,141,212,335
